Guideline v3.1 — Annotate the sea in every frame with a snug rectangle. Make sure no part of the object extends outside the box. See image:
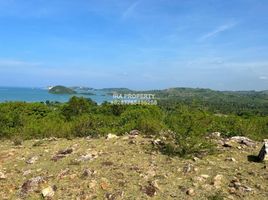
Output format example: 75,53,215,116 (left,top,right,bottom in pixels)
0,87,113,104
